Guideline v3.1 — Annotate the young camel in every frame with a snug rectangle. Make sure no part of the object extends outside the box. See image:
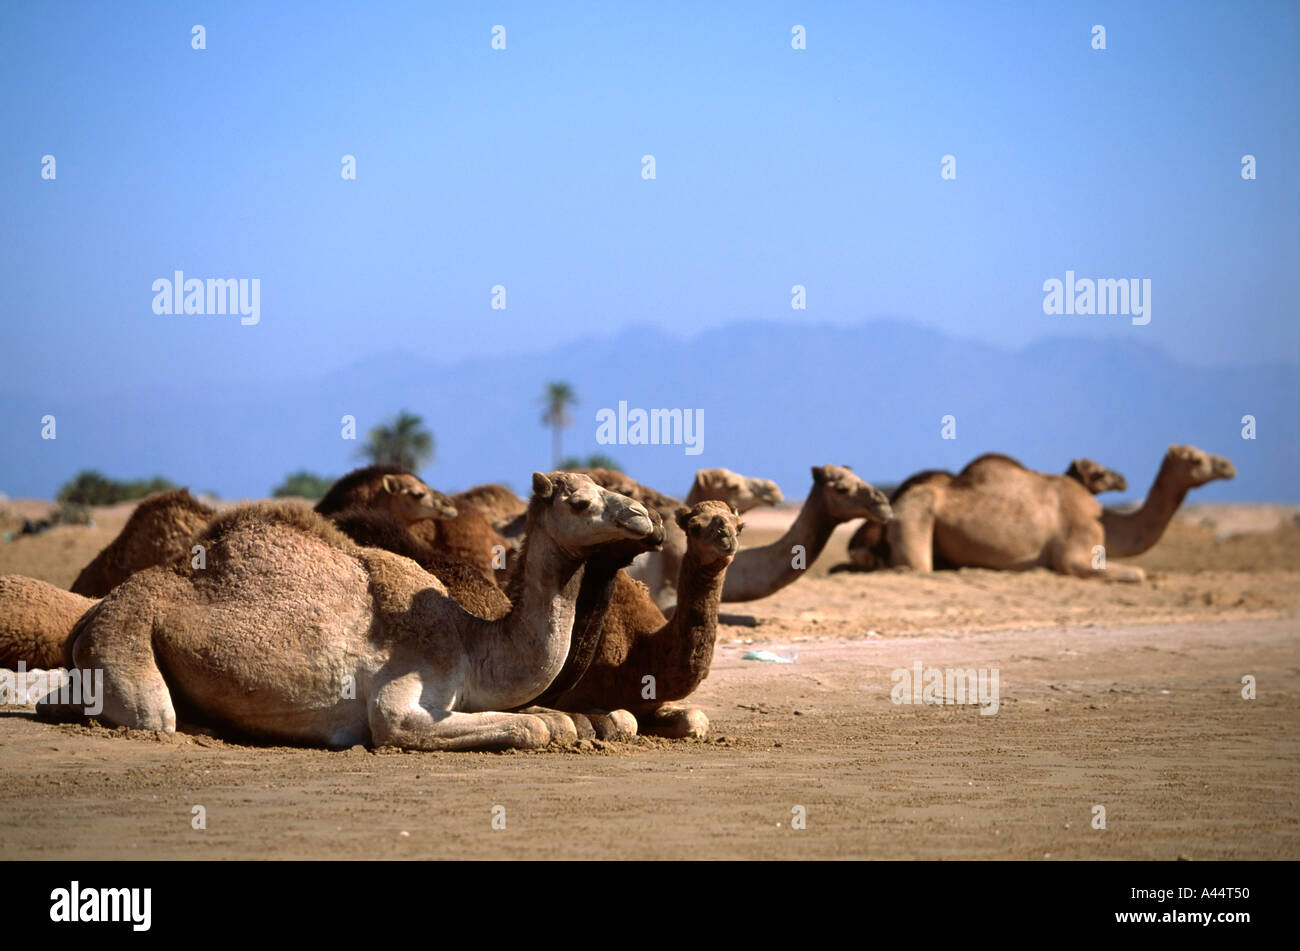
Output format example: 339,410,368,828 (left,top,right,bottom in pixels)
882,446,1234,581
578,467,783,610
546,501,742,739
846,455,1129,570
38,472,658,751
721,465,892,602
